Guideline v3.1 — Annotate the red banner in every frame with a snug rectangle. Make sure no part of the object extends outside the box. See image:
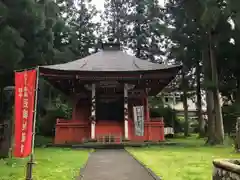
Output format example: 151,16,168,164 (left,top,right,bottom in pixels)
14,70,37,158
